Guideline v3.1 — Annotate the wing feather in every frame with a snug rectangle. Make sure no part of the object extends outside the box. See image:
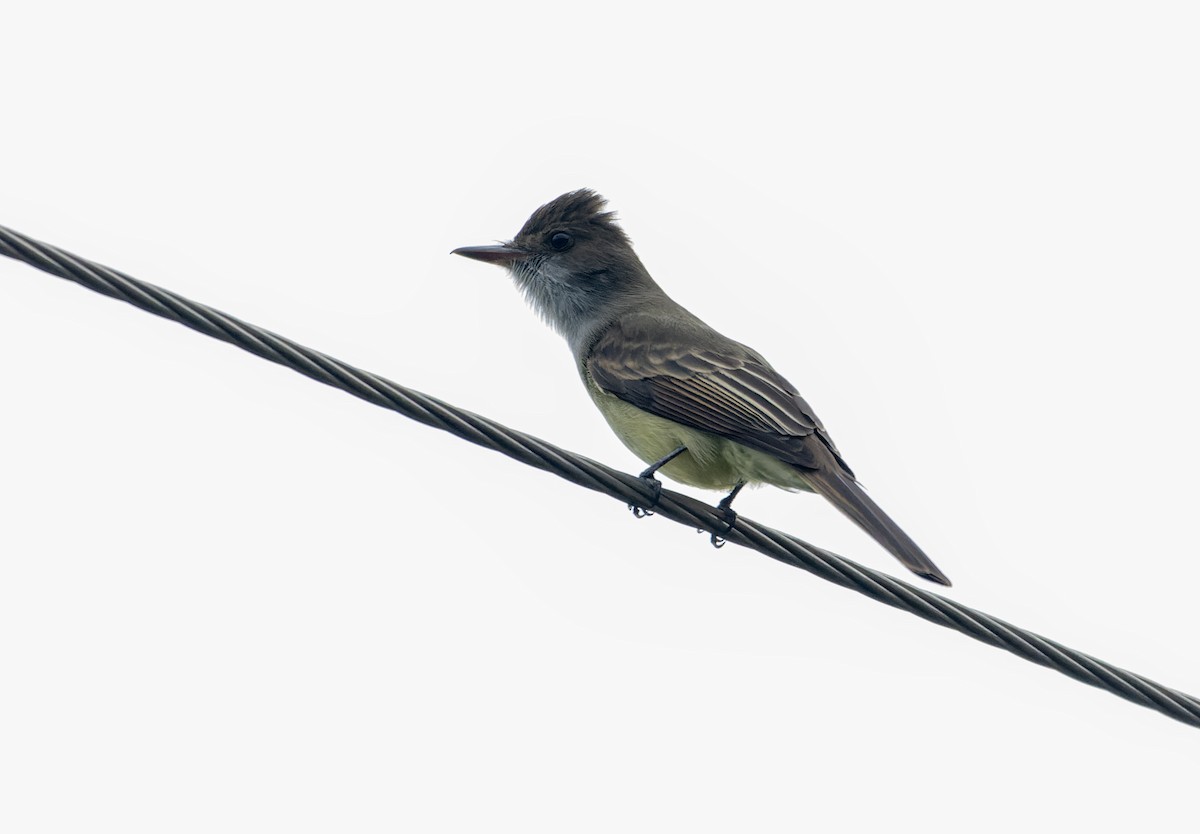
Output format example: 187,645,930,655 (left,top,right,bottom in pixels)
586,314,852,475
